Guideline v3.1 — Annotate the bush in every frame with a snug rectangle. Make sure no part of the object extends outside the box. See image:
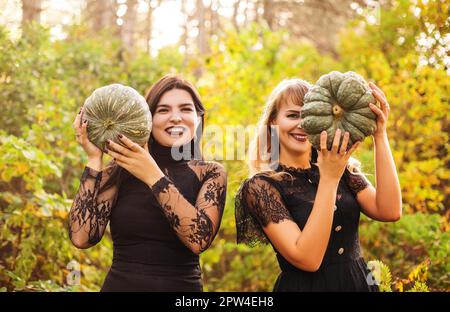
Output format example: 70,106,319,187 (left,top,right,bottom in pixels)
361,213,449,290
